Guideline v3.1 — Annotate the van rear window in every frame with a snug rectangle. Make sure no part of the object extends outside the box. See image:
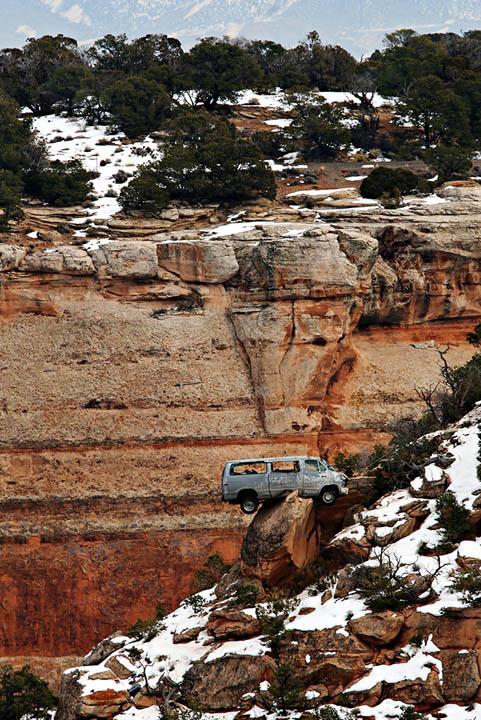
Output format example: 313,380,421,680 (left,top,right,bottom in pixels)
272,461,300,473
231,462,267,475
